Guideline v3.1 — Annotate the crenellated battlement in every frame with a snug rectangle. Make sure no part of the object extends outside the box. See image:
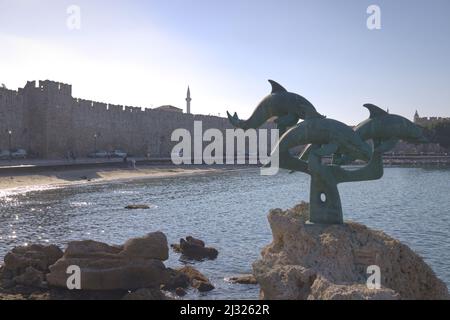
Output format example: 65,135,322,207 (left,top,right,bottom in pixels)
38,80,72,96
414,110,450,126
0,87,22,105
416,116,449,122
